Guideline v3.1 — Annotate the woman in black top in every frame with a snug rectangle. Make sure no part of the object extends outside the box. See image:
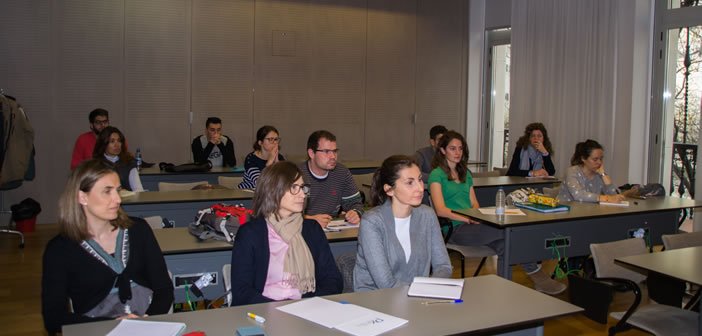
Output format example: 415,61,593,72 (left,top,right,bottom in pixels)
41,160,173,334
93,126,143,191
238,125,285,189
506,122,556,177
